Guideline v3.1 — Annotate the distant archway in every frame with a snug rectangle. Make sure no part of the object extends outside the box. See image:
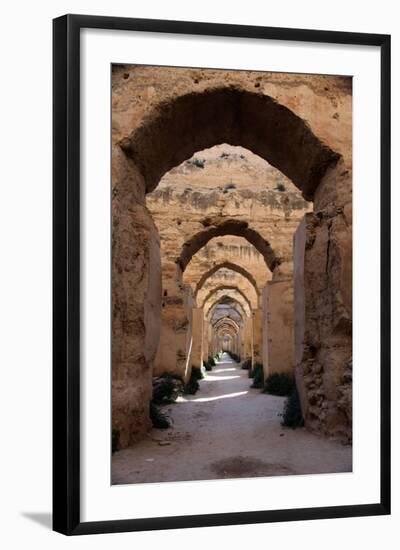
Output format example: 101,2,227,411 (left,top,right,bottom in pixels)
195,261,259,296
177,220,279,274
